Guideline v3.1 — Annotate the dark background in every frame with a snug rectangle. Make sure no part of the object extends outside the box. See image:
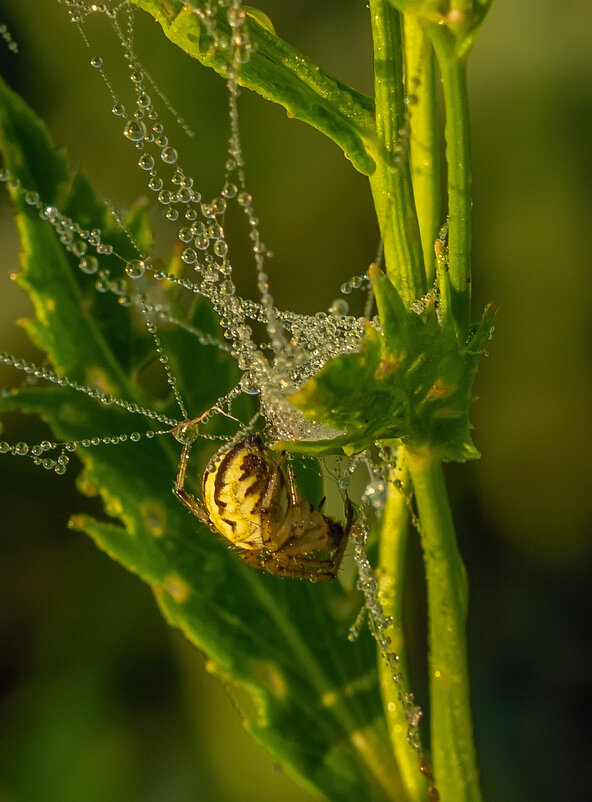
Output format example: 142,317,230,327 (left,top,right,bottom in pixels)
1,1,590,800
